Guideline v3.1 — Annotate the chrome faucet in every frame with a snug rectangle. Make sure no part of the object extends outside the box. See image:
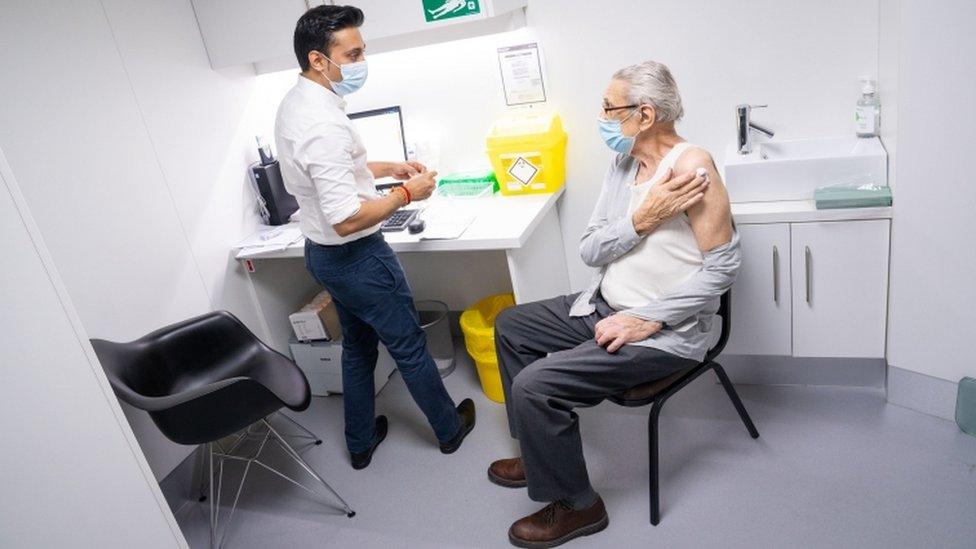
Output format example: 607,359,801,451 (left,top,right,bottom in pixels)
736,104,775,154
